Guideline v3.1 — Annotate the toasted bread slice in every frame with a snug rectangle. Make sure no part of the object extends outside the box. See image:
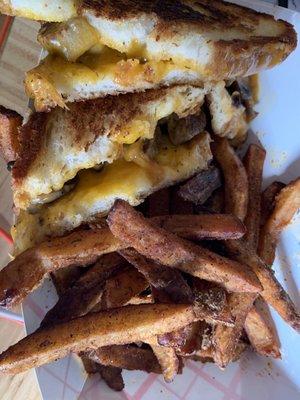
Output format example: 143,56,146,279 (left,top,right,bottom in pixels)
13,132,212,253
0,106,22,163
0,0,77,22
25,52,204,112
20,0,296,111
13,85,208,210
